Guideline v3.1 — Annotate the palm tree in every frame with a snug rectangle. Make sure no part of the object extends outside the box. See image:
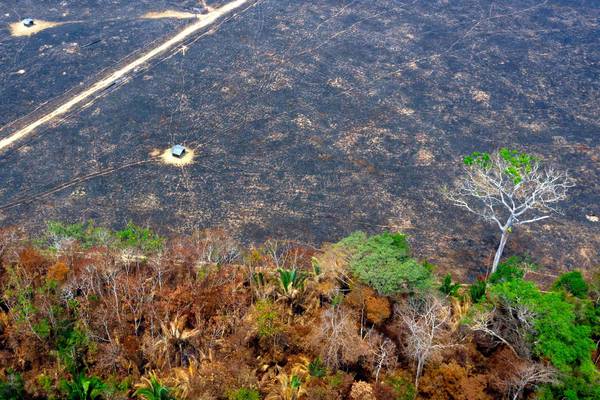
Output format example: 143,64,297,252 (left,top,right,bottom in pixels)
134,373,175,400
153,315,200,368
62,374,106,400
